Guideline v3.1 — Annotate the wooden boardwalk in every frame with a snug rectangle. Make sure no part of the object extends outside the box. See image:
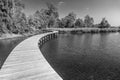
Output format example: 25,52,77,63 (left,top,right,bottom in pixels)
0,32,62,80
